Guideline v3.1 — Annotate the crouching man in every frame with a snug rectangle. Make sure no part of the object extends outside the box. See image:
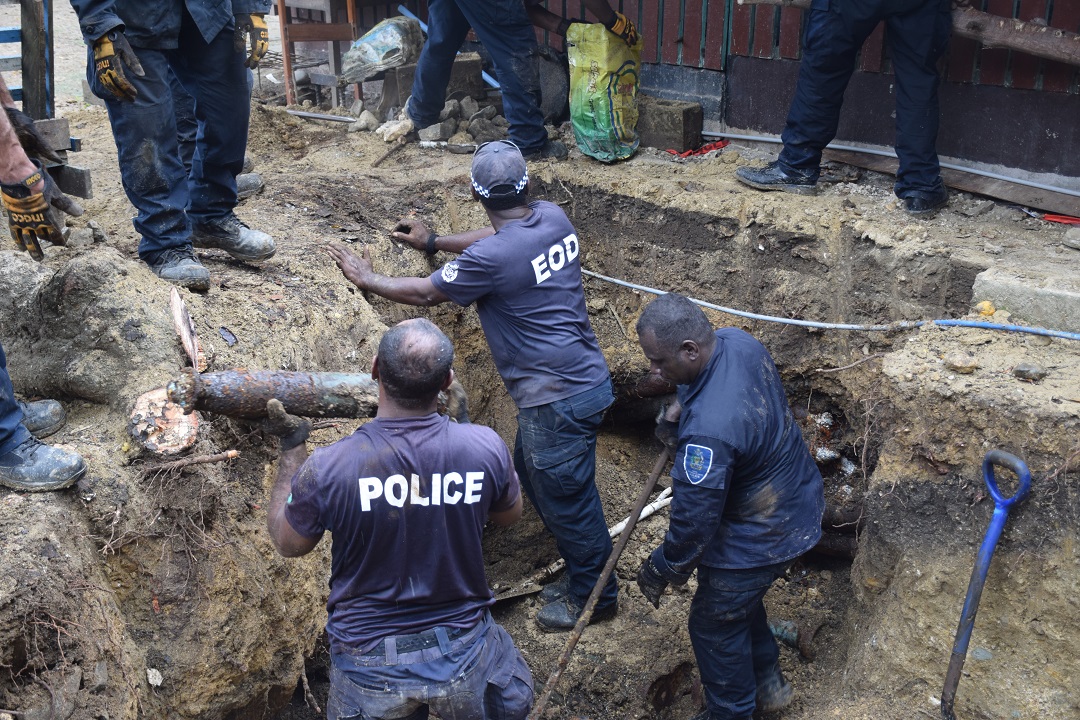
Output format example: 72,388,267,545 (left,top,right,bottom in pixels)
264,318,533,720
633,294,825,720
